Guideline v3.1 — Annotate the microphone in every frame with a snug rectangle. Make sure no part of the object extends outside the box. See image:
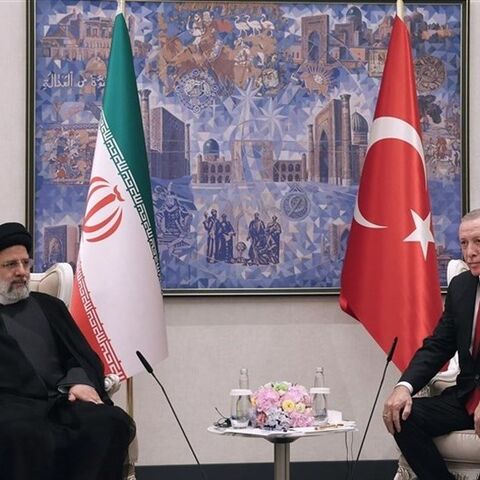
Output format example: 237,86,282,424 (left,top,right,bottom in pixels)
135,351,208,480
386,337,398,363
349,337,398,480
136,350,153,374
